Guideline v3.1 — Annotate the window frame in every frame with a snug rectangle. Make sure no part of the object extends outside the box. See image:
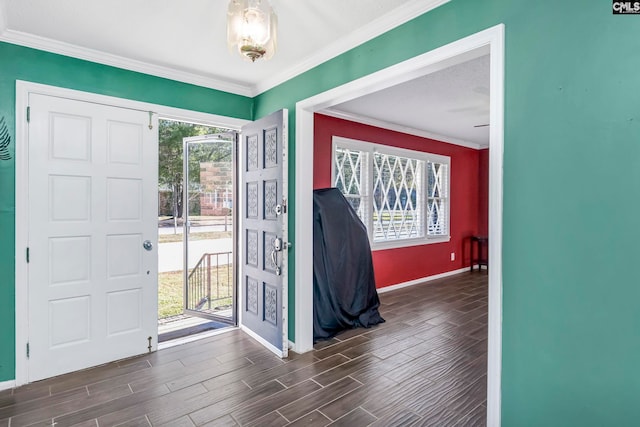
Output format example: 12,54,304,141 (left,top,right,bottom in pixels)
331,136,451,250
